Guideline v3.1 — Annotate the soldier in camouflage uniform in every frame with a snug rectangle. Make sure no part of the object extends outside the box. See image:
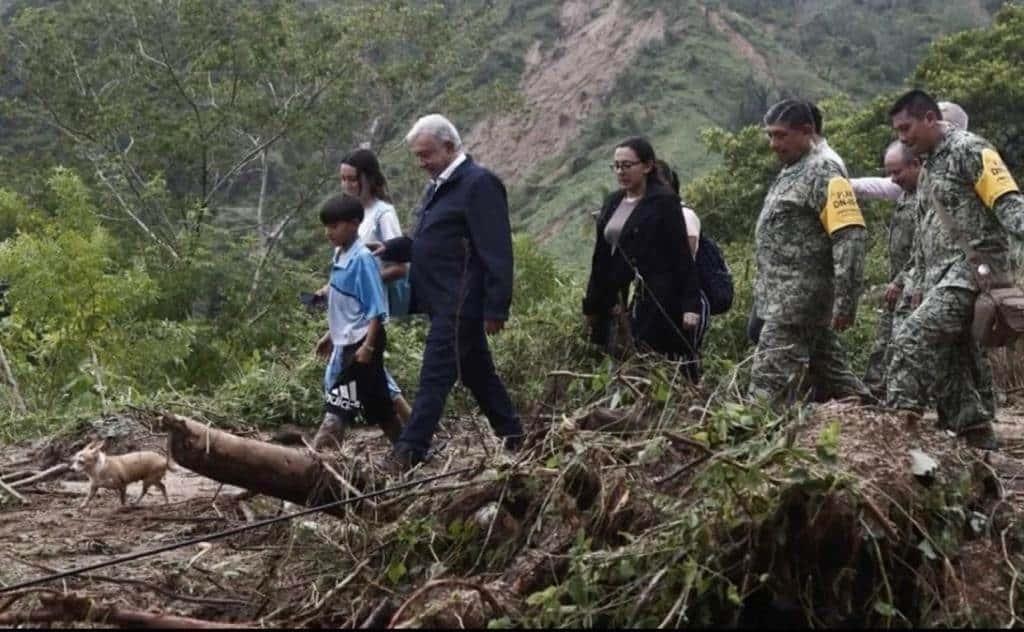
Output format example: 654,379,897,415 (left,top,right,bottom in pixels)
859,141,922,397
886,90,1024,449
749,99,870,404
